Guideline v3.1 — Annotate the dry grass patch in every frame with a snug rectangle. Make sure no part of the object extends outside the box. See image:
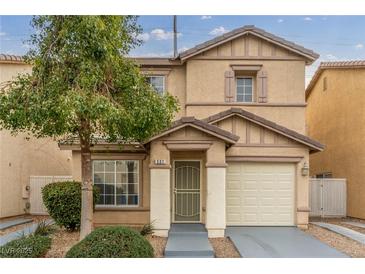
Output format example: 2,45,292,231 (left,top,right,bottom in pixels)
209,237,240,258
305,224,365,258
